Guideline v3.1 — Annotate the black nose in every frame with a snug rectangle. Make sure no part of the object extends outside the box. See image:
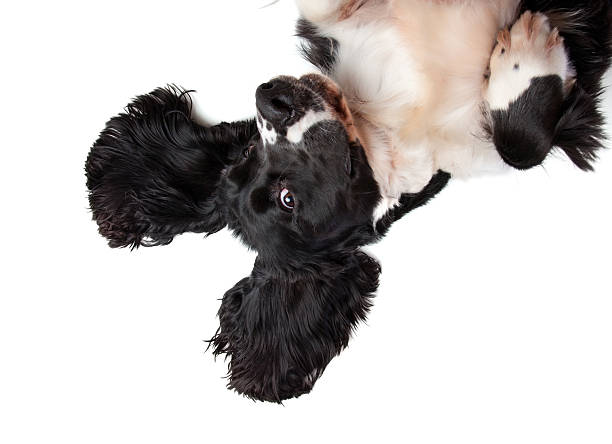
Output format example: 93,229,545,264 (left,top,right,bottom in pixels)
256,79,295,126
